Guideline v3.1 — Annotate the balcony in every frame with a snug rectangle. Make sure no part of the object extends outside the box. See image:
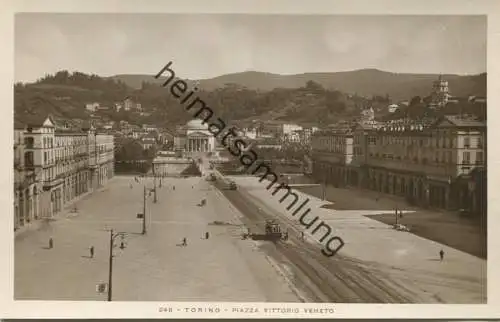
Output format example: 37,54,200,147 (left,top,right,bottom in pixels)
43,177,63,190
24,162,35,170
